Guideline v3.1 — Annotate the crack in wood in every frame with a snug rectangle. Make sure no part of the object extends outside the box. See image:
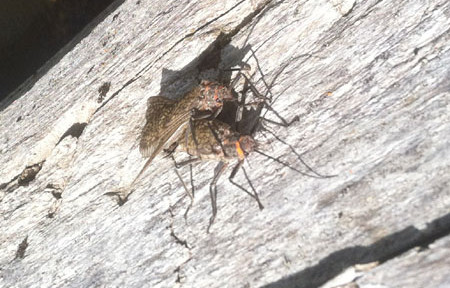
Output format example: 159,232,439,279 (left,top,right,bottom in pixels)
18,162,44,186
263,212,450,288
14,236,29,260
168,207,190,249
56,122,88,145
